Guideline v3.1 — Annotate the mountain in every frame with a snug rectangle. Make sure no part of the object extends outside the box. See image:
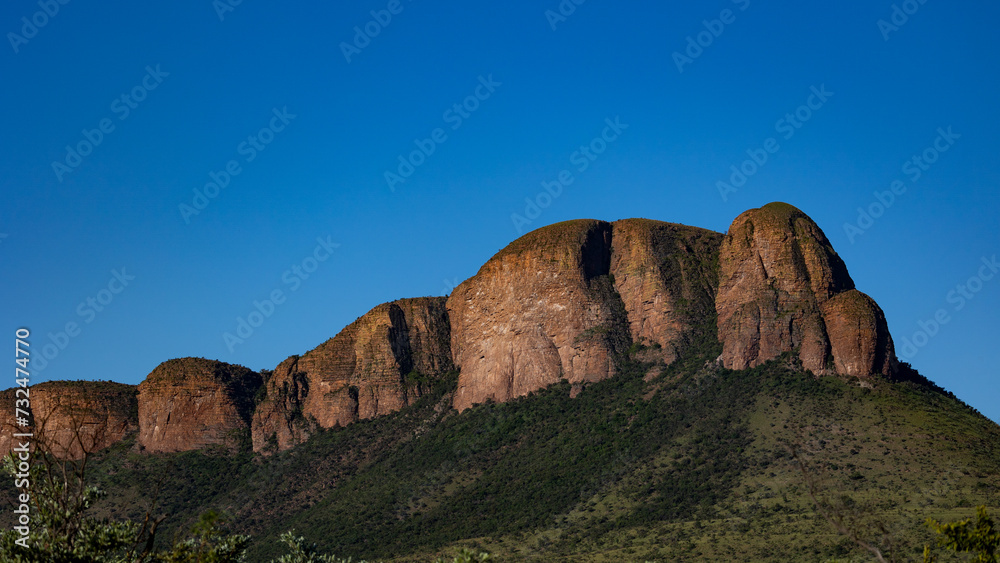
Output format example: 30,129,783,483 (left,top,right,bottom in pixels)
2,202,997,562
448,218,722,412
